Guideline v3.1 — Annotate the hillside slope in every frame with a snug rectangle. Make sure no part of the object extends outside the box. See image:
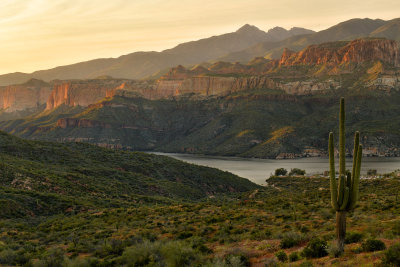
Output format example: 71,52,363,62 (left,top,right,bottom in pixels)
0,131,259,218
